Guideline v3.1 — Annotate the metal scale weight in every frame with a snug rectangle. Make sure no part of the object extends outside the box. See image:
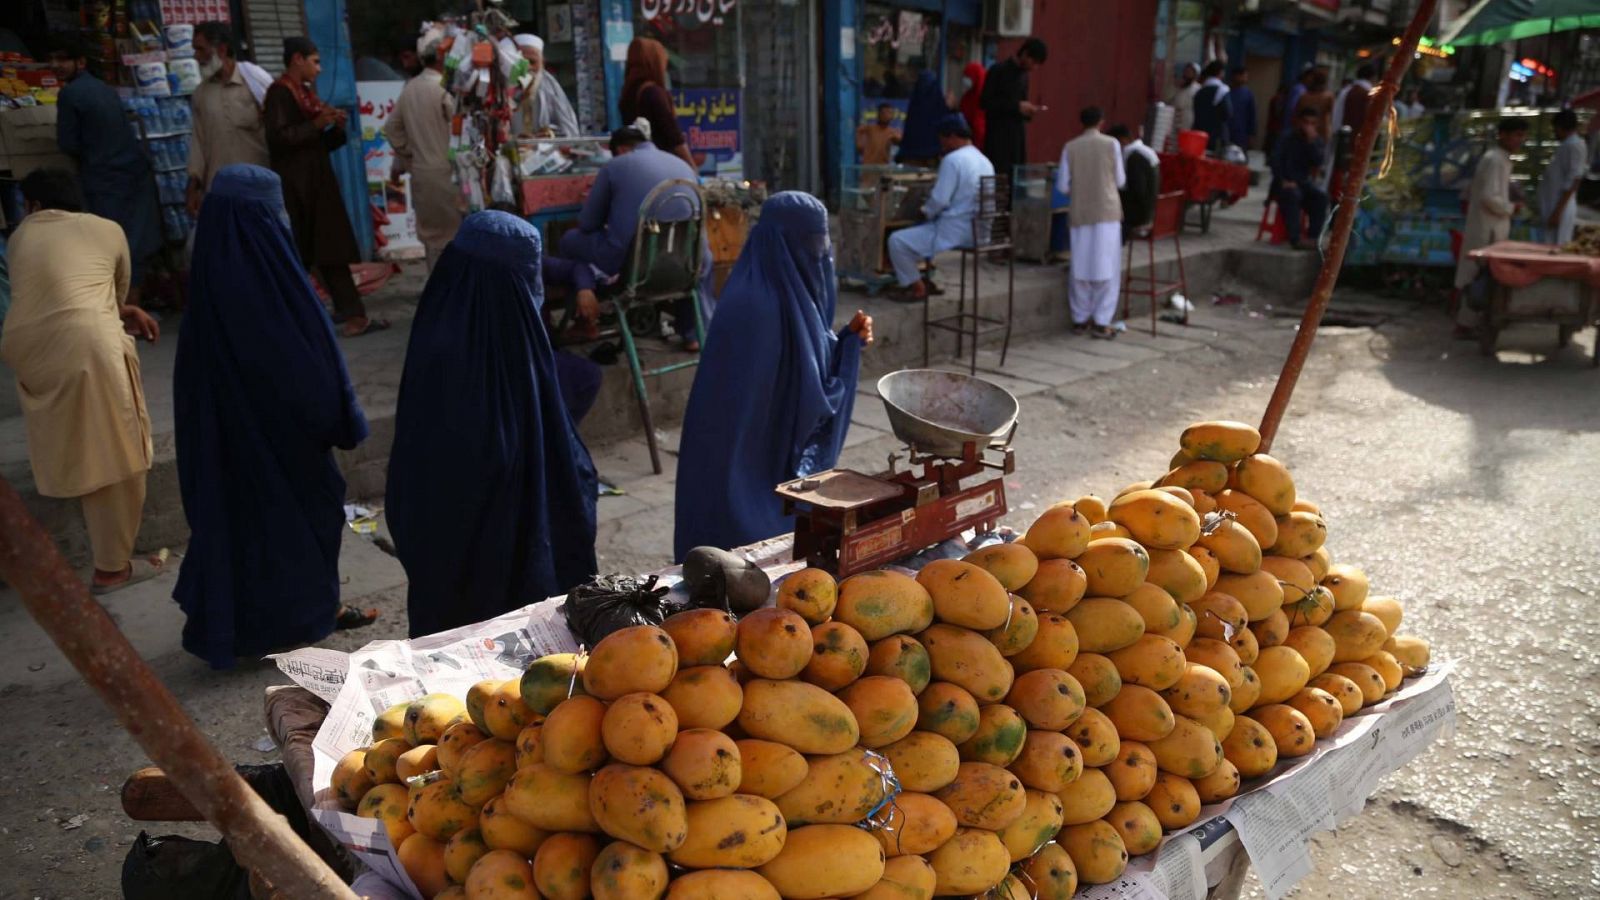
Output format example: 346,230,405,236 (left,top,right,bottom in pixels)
775,370,1020,577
